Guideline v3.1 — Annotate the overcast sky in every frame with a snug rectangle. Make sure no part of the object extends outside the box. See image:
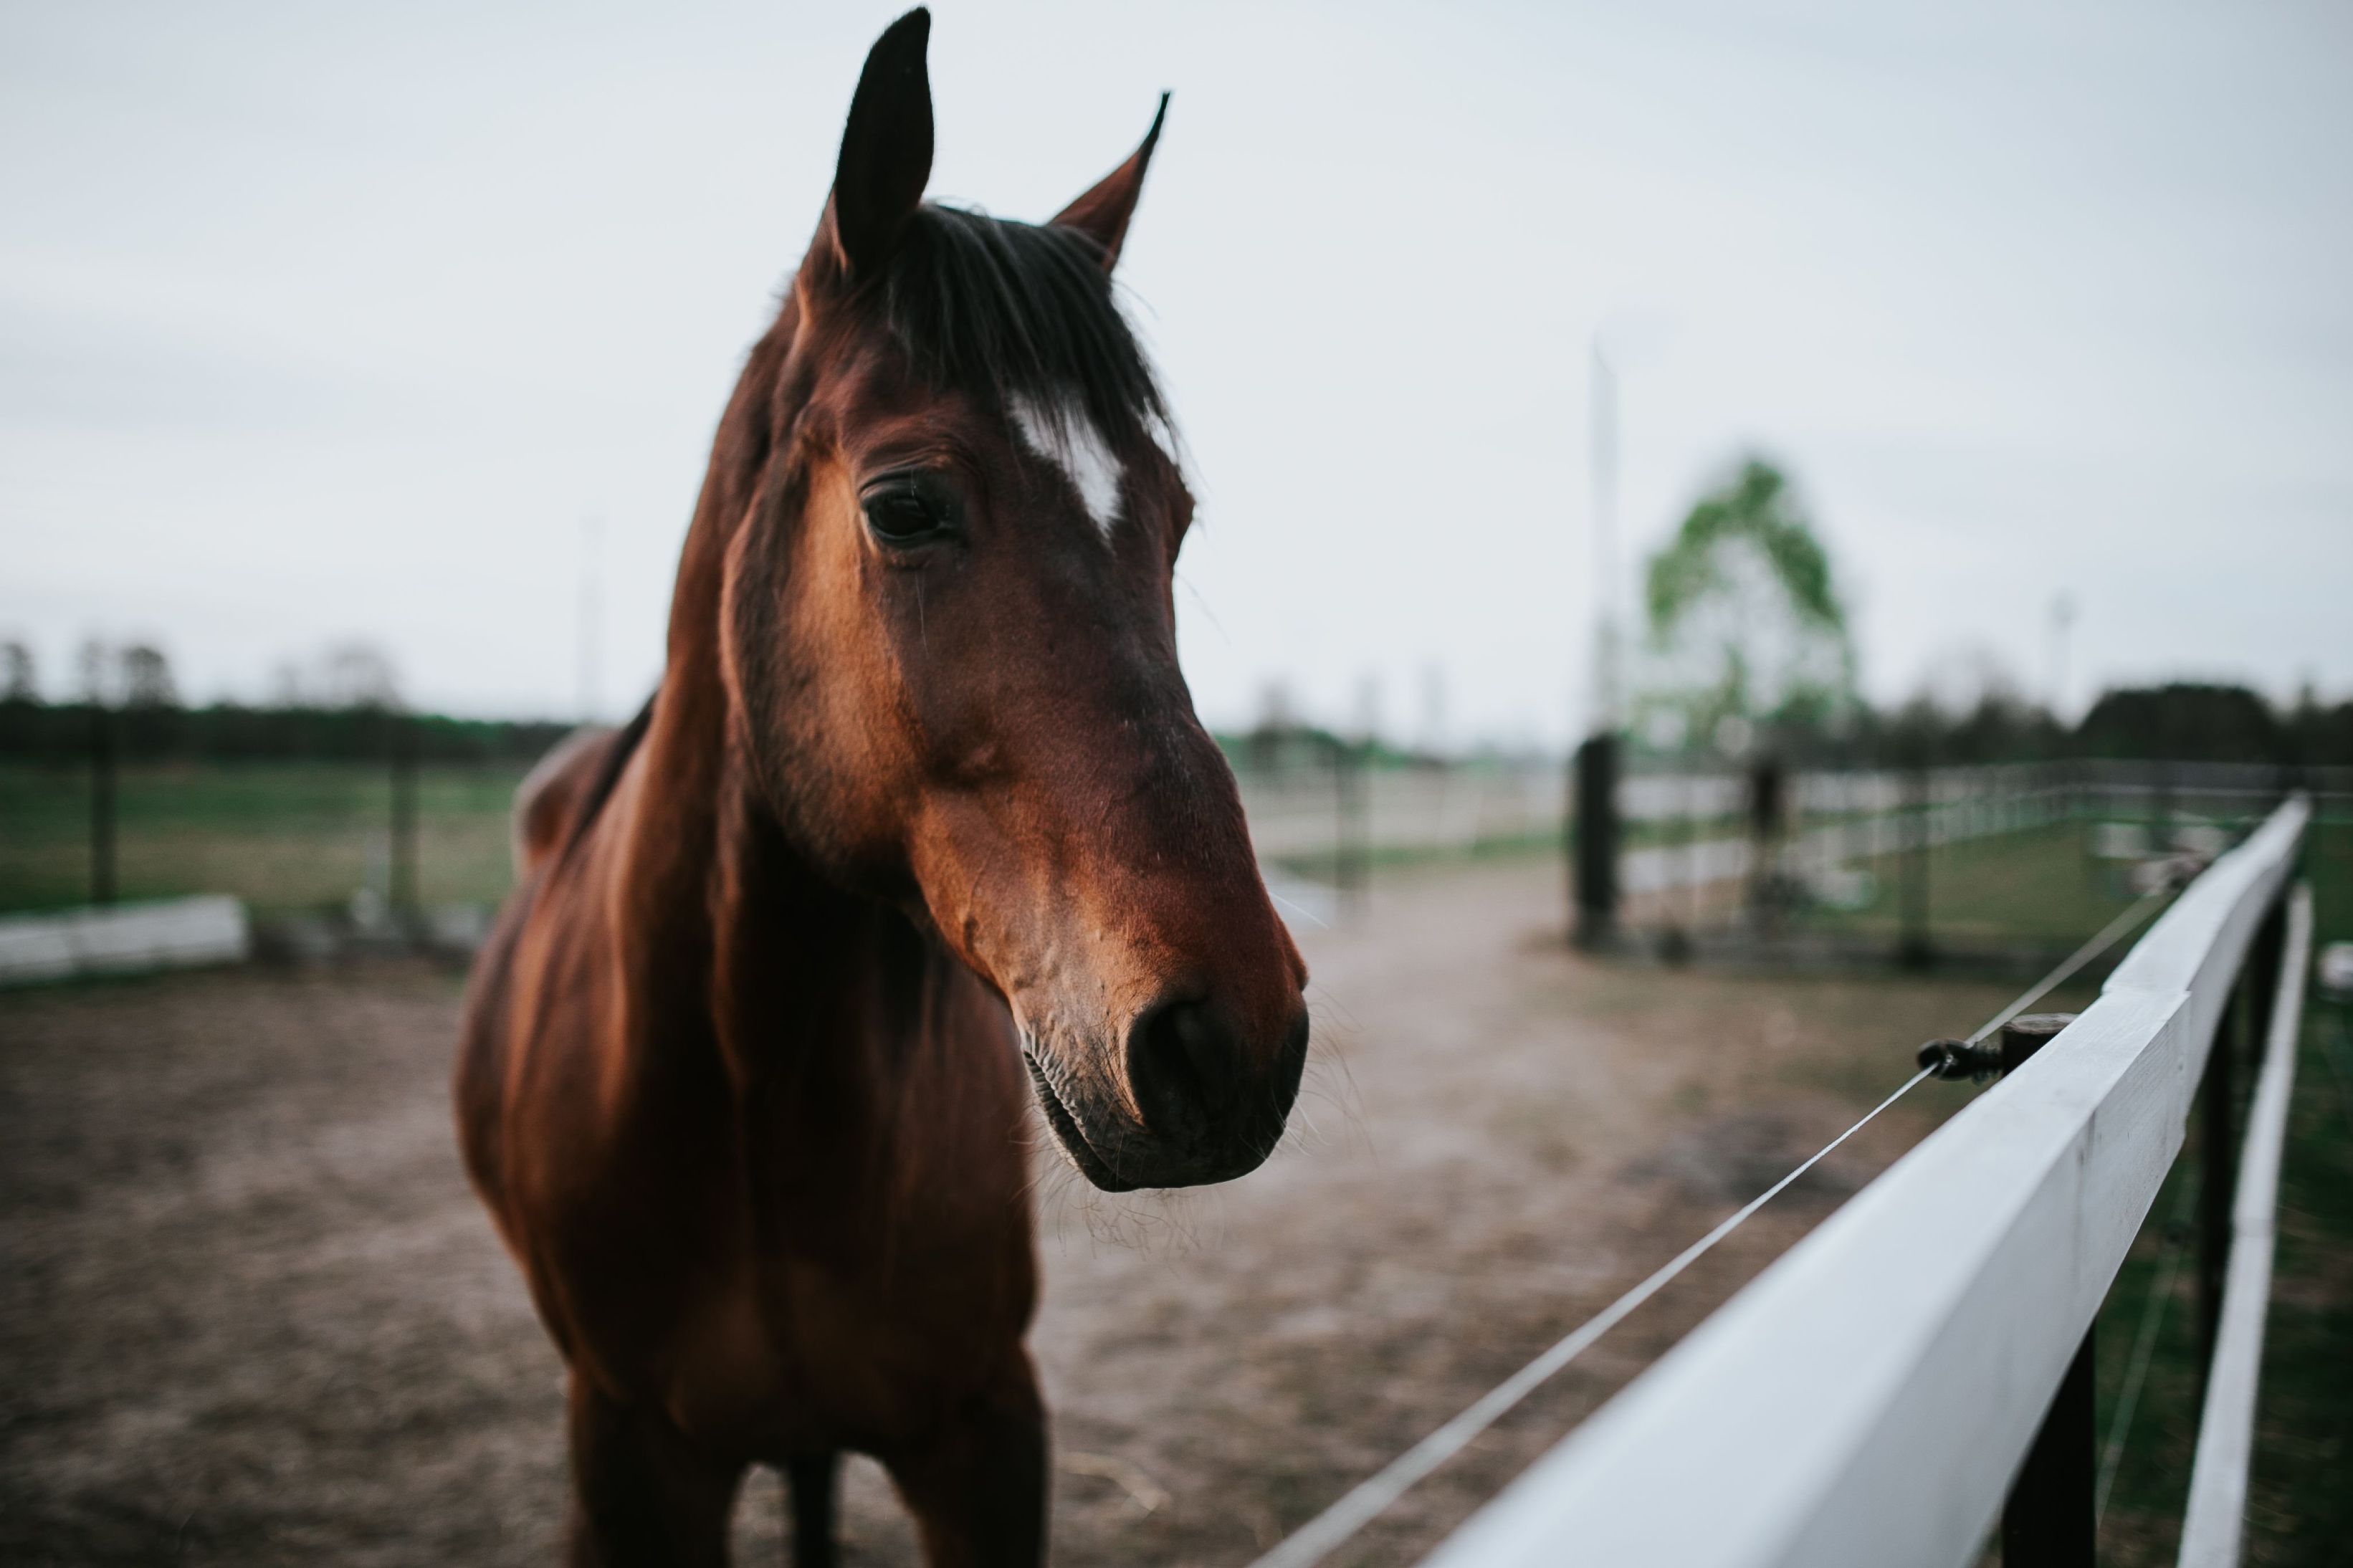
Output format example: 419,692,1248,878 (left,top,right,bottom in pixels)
4,0,2348,744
